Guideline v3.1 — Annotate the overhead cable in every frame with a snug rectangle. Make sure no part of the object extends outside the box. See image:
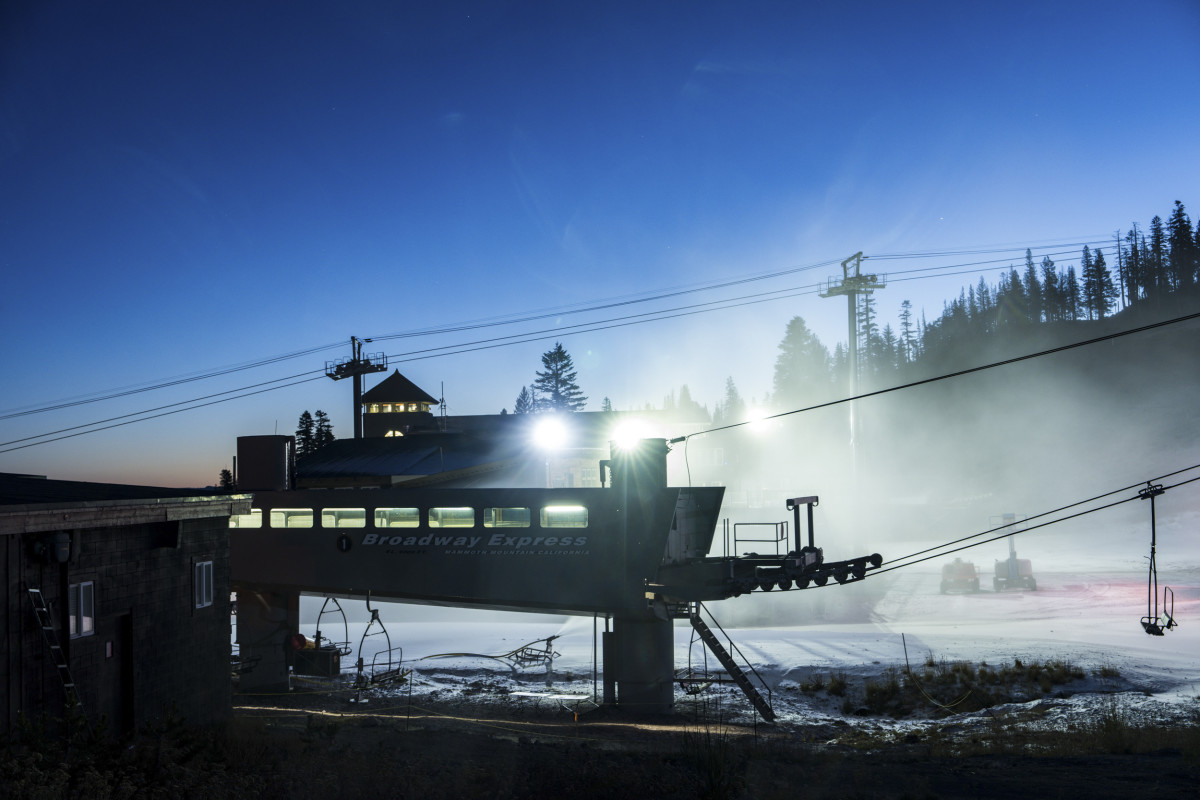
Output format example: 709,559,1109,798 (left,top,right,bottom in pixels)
682,310,1200,441
0,376,325,455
